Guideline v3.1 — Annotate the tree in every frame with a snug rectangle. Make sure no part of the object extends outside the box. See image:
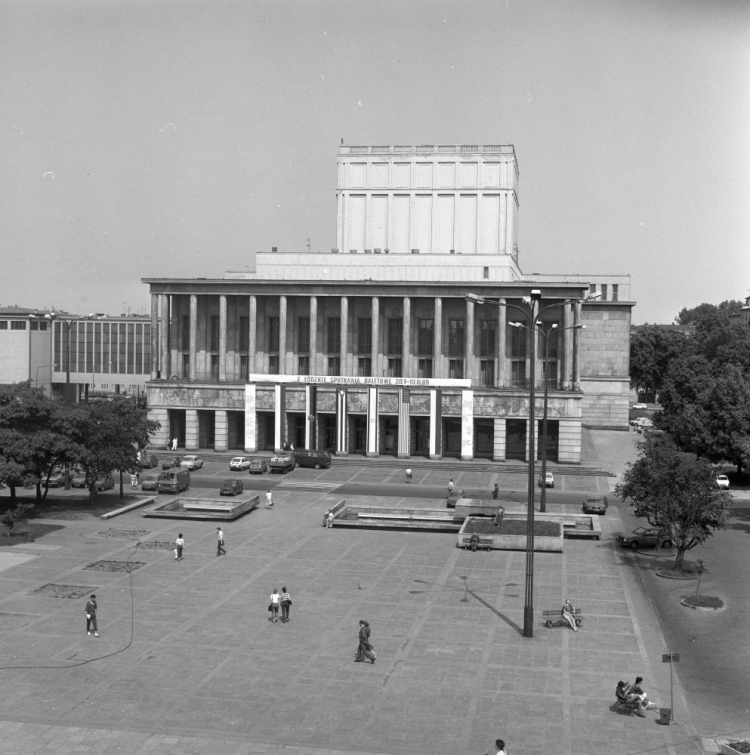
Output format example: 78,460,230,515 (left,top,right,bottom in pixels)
0,502,34,537
675,300,743,326
615,434,731,572
629,325,687,400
